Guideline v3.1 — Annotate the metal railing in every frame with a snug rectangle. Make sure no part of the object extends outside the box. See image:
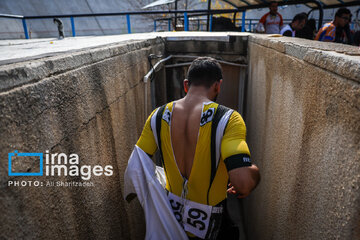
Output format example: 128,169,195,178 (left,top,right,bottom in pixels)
154,16,336,33
0,9,248,39
7,0,351,39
